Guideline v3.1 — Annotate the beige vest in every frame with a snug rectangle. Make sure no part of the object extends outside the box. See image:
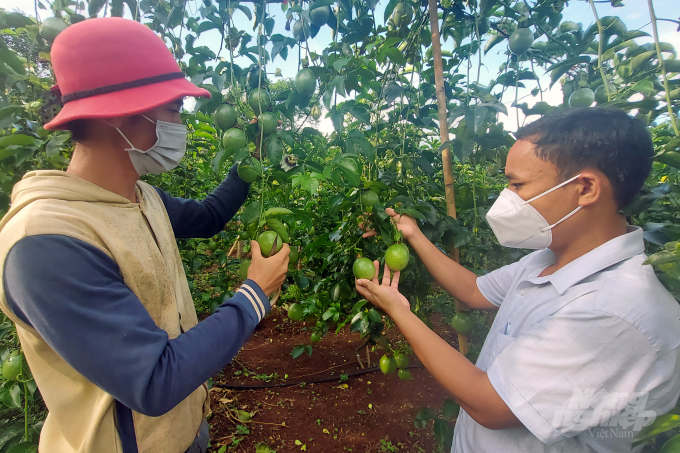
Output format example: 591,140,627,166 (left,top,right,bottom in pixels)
0,170,209,453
